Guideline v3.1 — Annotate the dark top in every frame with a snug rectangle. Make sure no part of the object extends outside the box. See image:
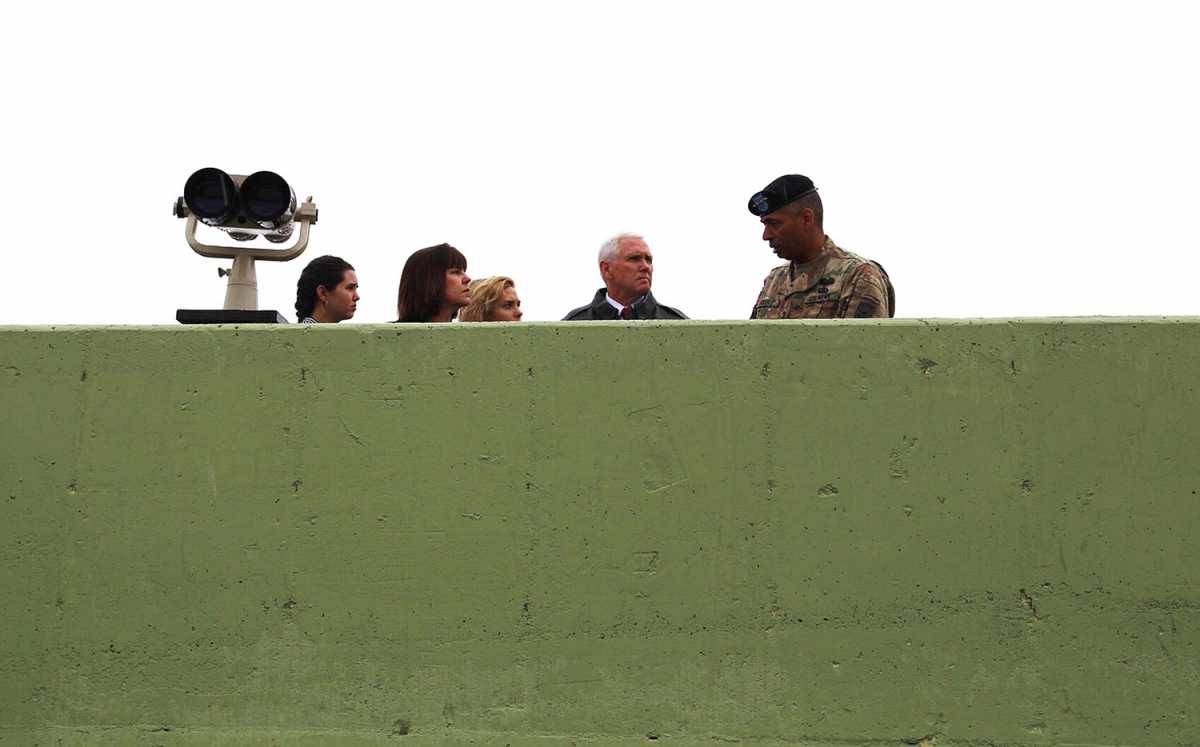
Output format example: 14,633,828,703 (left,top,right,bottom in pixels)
562,288,688,321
